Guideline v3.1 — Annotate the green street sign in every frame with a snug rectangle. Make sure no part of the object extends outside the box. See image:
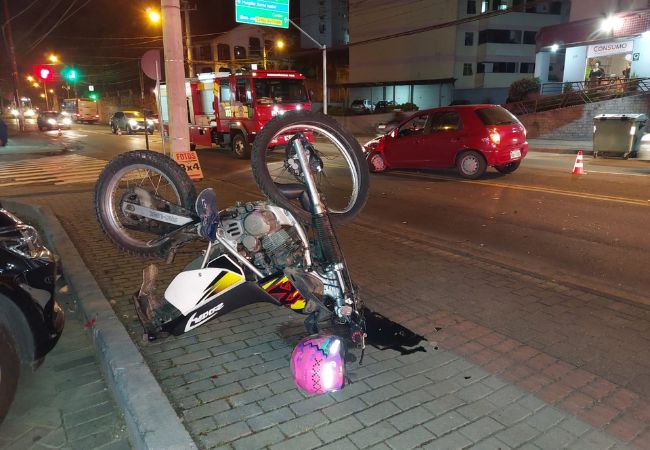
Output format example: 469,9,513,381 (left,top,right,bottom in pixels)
235,0,289,29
